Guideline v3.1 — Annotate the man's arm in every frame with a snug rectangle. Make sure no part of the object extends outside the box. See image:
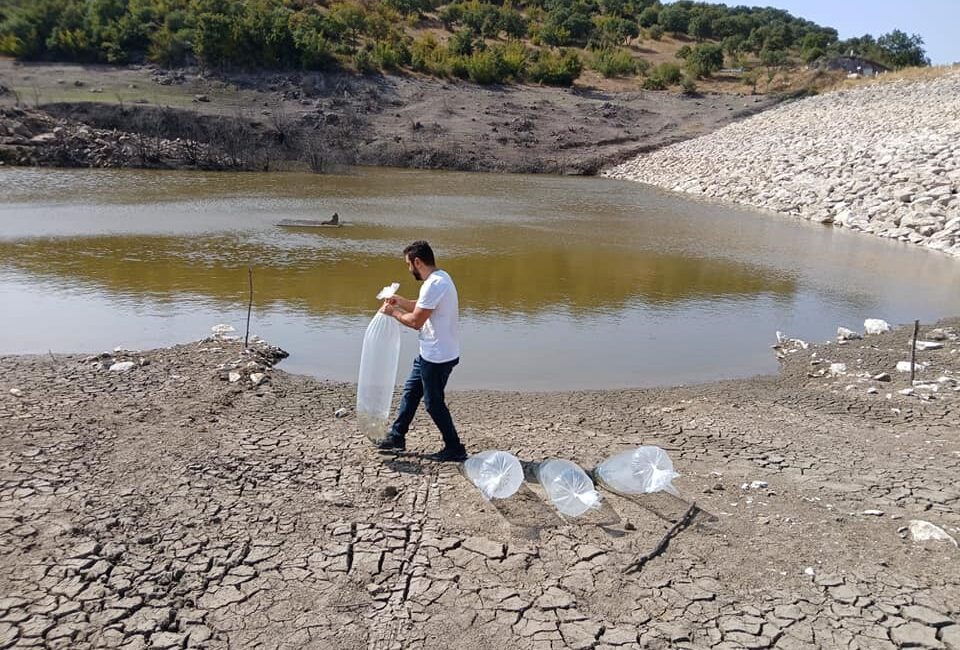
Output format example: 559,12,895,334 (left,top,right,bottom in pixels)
388,295,417,312
382,302,432,330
